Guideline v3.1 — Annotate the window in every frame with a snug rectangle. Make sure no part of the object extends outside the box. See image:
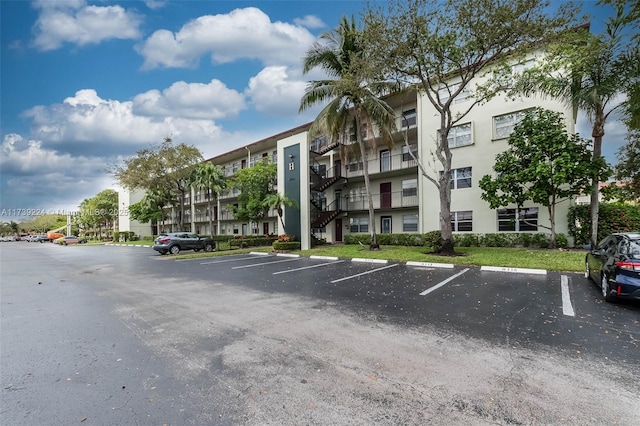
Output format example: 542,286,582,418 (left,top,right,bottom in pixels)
348,187,366,202
438,83,470,104
402,144,417,161
272,150,277,164
494,111,527,139
441,167,472,189
444,123,472,148
401,109,416,128
497,207,538,231
403,214,418,232
348,162,363,172
233,224,239,234
402,179,418,197
451,211,473,232
349,217,369,233
232,162,239,173
511,59,535,74
249,155,260,167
